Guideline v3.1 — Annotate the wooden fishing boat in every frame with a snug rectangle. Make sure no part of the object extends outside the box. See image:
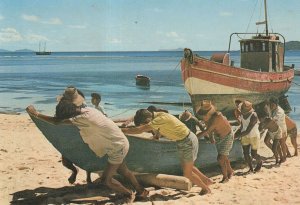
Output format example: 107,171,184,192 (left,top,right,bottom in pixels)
181,0,294,118
28,114,243,175
294,69,300,76
136,75,150,87
36,42,51,55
